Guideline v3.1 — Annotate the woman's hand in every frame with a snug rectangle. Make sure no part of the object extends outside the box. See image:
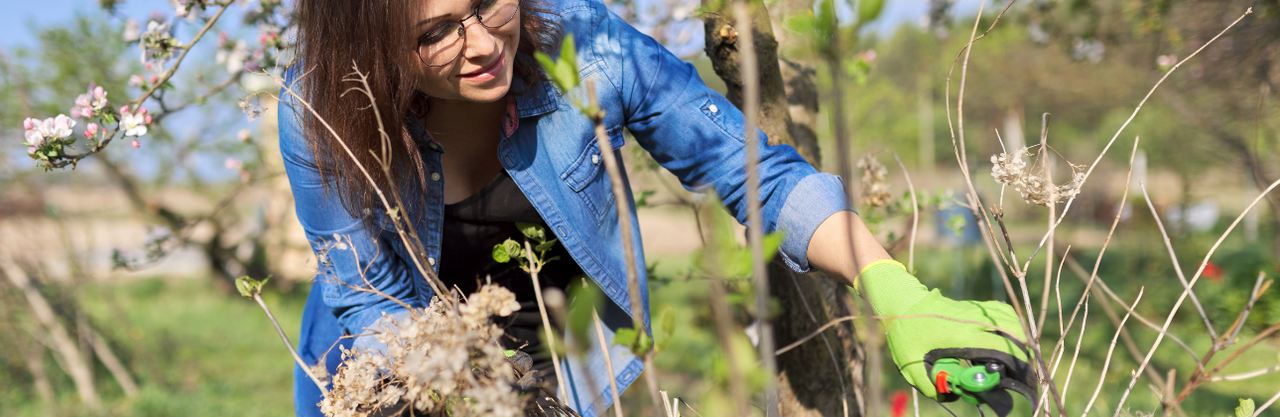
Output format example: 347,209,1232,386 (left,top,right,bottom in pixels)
807,211,1030,399
860,261,1031,400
